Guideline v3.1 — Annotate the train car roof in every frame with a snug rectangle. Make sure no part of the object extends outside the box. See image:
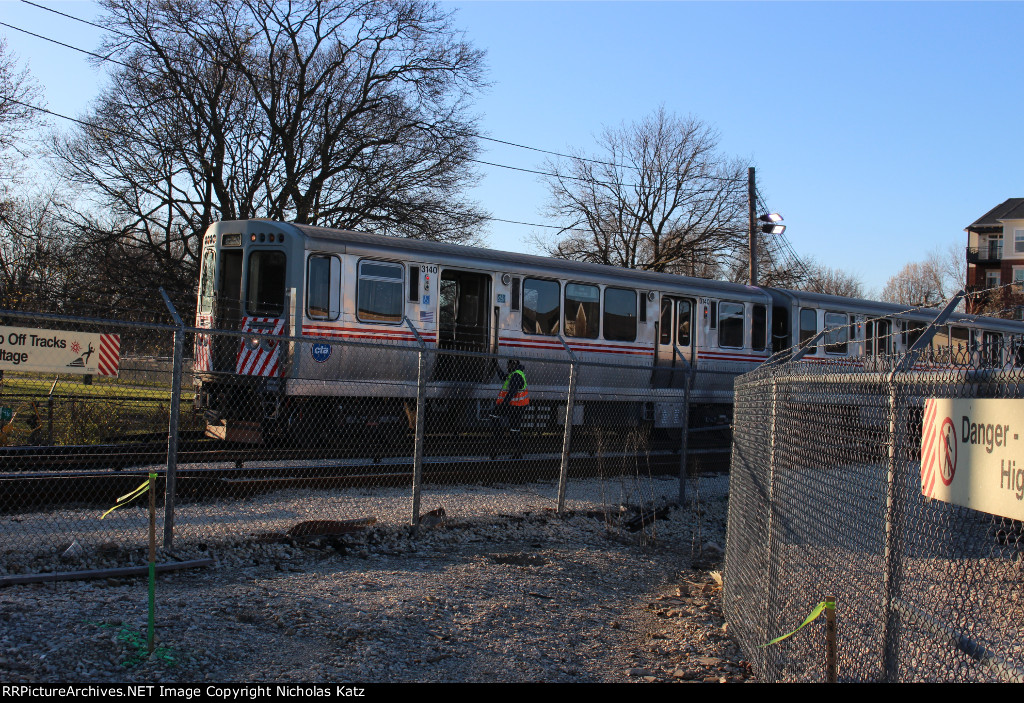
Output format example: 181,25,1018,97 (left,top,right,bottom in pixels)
774,287,1024,332
212,220,1024,333
275,221,773,302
